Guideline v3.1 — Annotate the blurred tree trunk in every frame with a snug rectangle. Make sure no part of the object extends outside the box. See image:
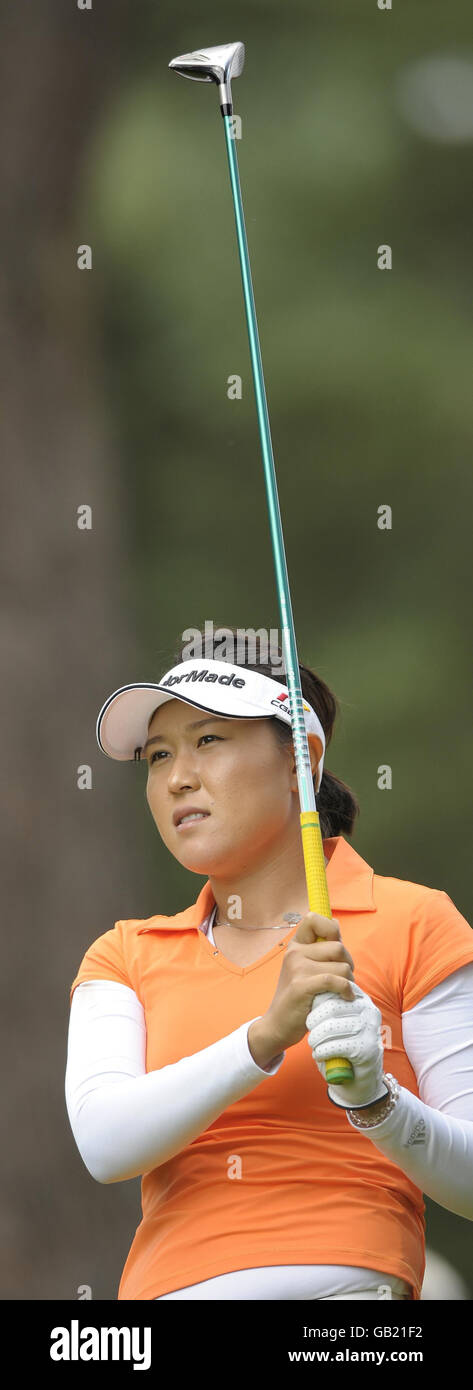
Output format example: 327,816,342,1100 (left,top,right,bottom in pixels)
0,2,142,1298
